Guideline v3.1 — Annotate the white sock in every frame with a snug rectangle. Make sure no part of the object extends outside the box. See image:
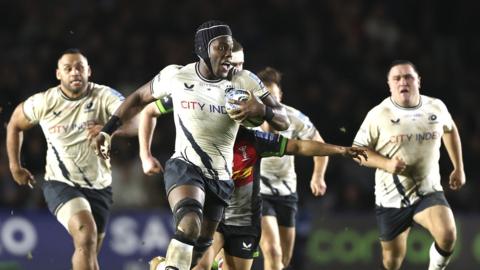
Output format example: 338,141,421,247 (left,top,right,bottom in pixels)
428,242,452,270
164,238,194,270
